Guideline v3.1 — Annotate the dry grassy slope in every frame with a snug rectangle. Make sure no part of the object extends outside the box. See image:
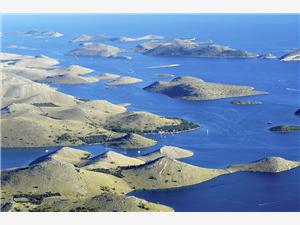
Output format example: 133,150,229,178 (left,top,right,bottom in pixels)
1,114,114,147
226,157,300,173
1,52,97,82
3,193,173,212
33,193,173,212
67,43,125,57
83,151,145,170
1,73,77,107
1,56,198,149
44,100,127,123
106,133,157,149
138,145,193,162
105,111,183,133
144,76,267,100
1,158,132,199
107,76,143,86
0,75,157,148
30,147,92,166
122,156,300,190
122,157,228,189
